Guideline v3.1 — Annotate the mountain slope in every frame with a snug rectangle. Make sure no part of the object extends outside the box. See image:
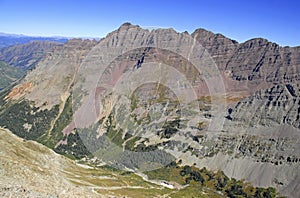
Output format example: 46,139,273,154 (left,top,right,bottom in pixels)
0,61,24,90
0,41,63,91
0,128,101,197
0,40,63,70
